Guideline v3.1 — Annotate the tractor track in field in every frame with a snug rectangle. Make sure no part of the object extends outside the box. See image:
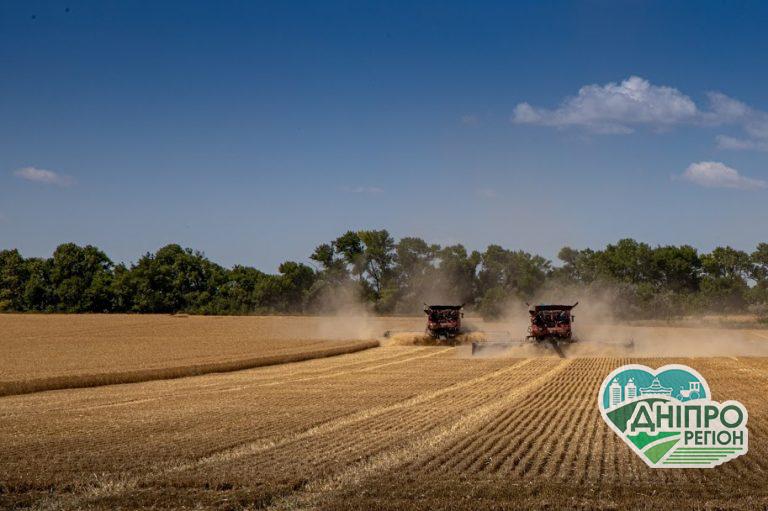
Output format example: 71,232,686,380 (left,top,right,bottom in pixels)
6,316,768,511
0,346,432,415
11,352,768,511
28,348,510,510
264,358,573,511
